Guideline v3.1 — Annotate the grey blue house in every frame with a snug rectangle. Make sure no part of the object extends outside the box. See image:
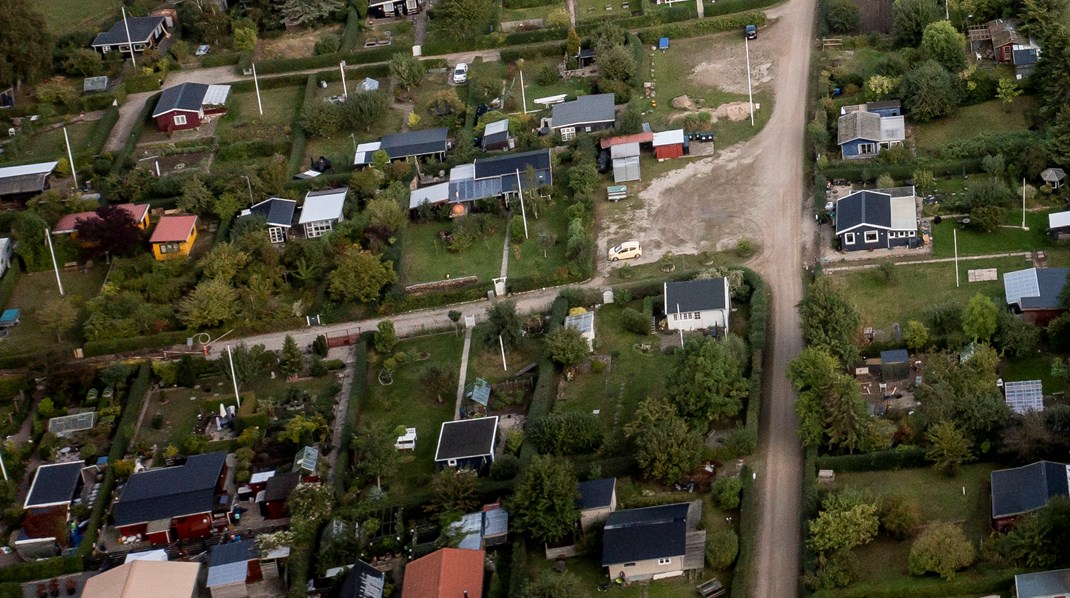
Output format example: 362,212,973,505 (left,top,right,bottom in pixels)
991,460,1070,531
834,190,918,251
837,102,905,159
1016,569,1070,598
238,197,296,244
550,94,616,141
434,416,498,474
354,128,449,166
